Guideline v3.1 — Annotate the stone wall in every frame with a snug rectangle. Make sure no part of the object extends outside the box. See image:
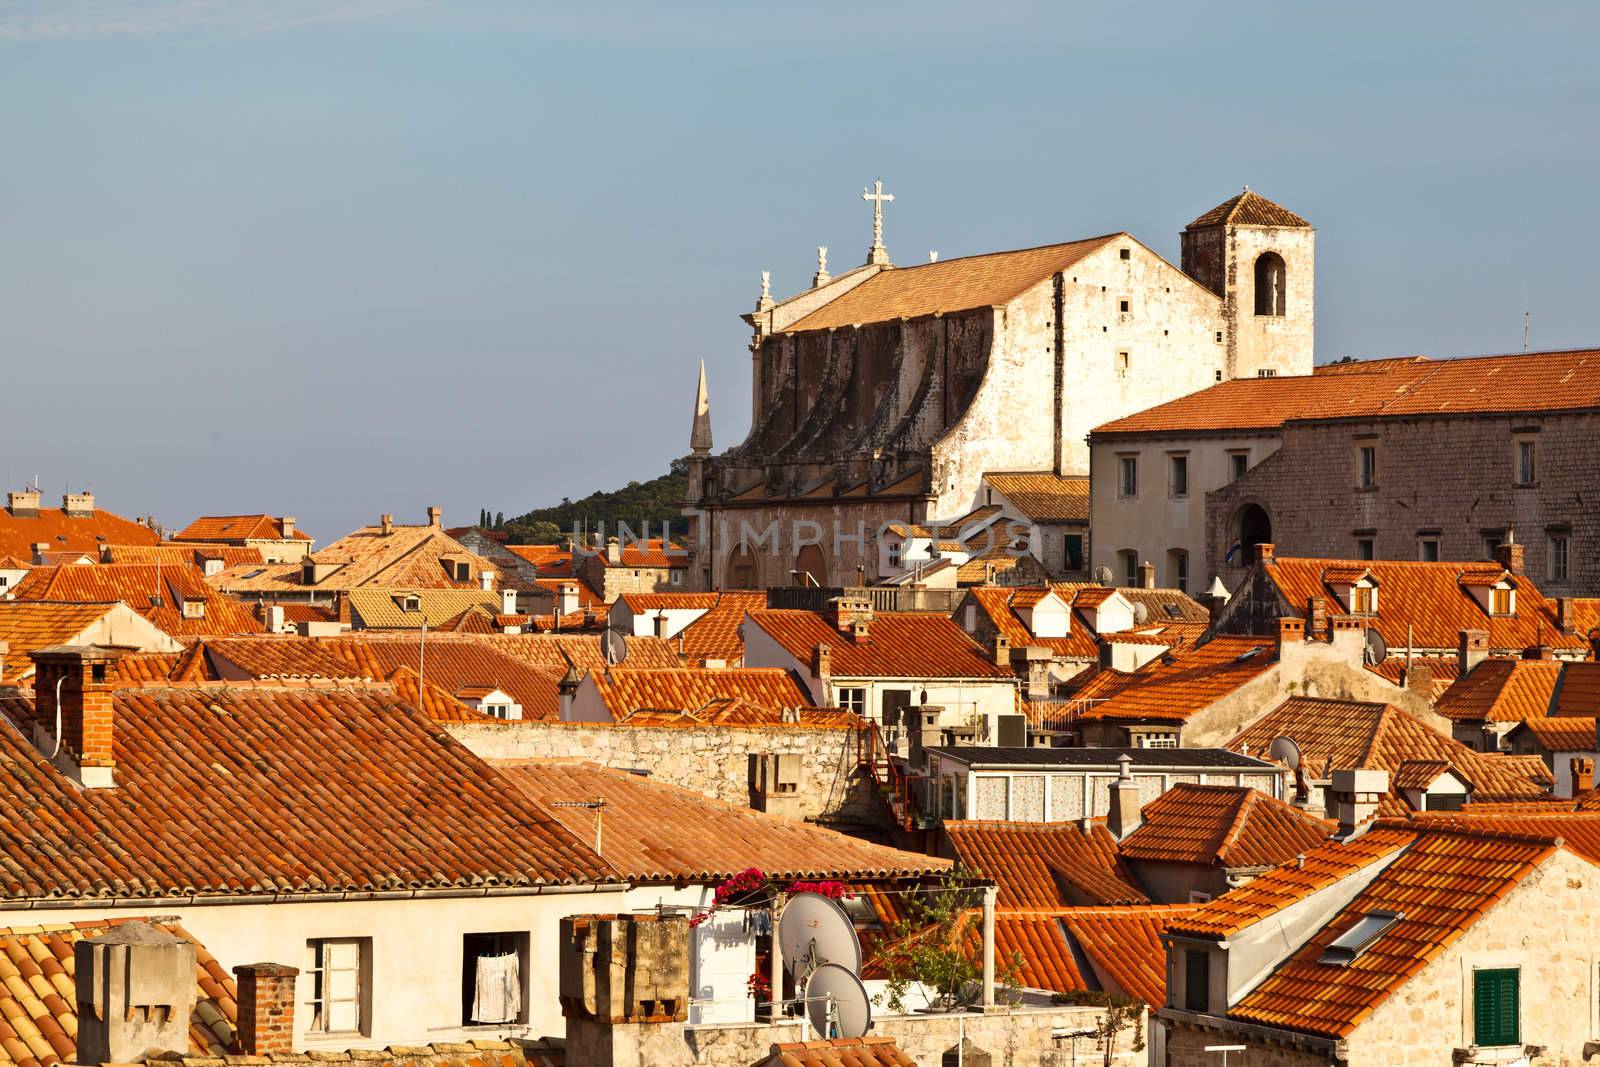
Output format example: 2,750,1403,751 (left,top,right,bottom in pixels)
446,719,882,826
1207,410,1600,596
567,1004,1144,1067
